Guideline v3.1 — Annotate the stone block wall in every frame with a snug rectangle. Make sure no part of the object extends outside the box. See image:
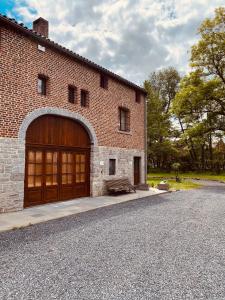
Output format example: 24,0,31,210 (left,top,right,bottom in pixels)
0,138,25,213
91,146,145,196
0,138,144,212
